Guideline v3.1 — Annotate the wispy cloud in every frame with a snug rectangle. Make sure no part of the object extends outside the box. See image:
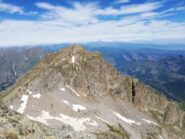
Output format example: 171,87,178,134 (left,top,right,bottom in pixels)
97,2,162,16
114,0,130,4
0,1,185,46
0,2,23,14
35,1,163,23
36,2,98,25
0,1,38,16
